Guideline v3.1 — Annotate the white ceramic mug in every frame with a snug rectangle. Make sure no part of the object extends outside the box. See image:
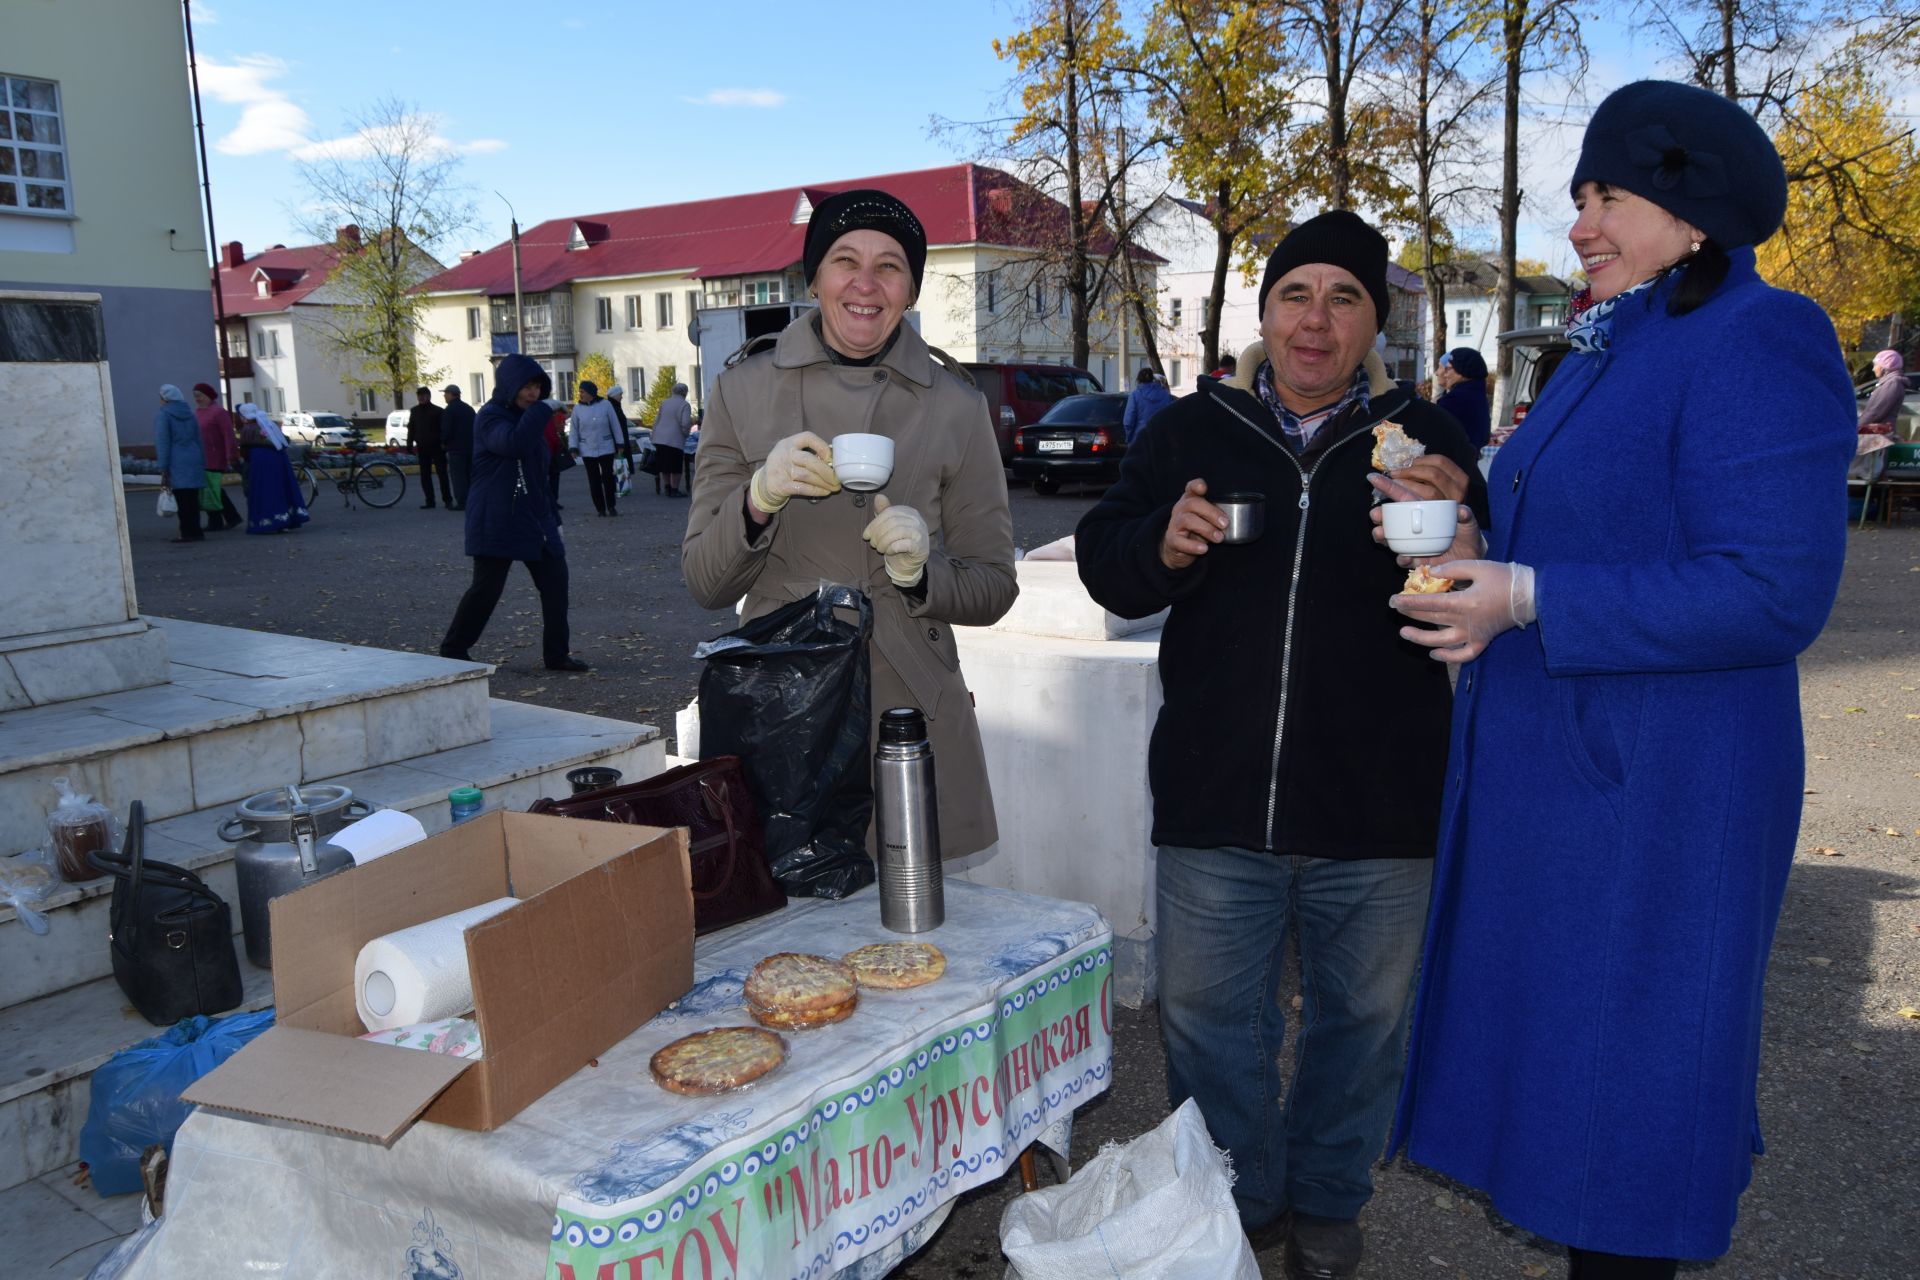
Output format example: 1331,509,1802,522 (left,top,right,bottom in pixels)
831,433,894,491
1381,499,1459,556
